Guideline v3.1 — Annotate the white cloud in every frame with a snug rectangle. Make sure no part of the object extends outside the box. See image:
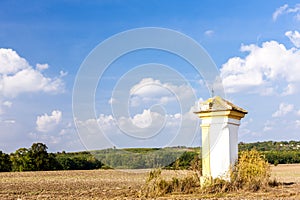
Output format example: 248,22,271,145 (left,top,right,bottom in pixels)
282,83,297,96
221,40,300,95
273,4,300,21
30,120,83,151
59,122,73,136
297,110,300,116
36,110,62,132
204,30,214,37
130,78,167,97
272,103,294,117
1,68,64,97
128,109,182,130
0,48,29,74
285,30,300,48
287,4,300,14
36,63,49,71
131,109,153,128
273,4,288,21
129,78,195,112
59,70,68,77
0,48,64,98
96,114,115,132
76,105,198,149
117,110,168,138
